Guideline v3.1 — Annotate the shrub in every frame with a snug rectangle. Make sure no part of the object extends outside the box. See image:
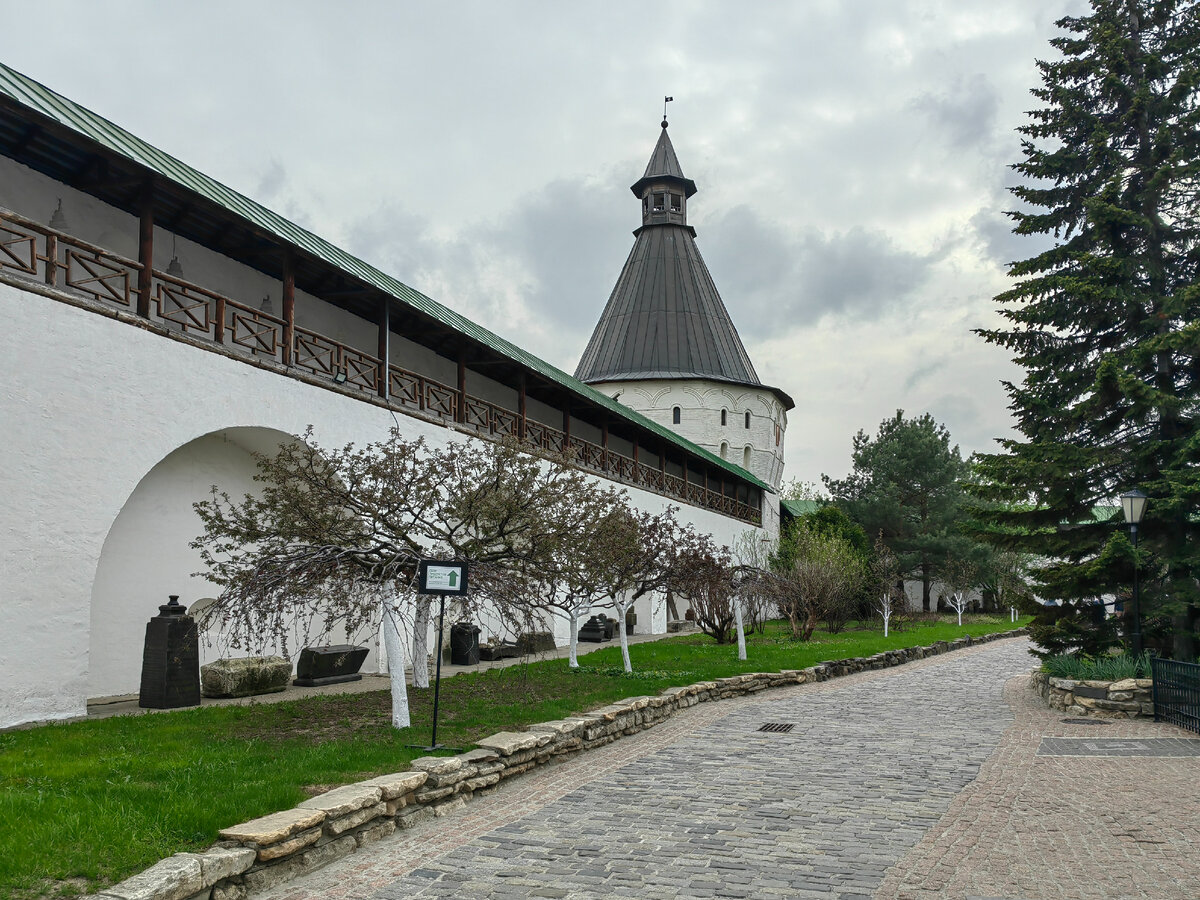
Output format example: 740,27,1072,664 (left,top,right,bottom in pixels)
1042,652,1152,680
